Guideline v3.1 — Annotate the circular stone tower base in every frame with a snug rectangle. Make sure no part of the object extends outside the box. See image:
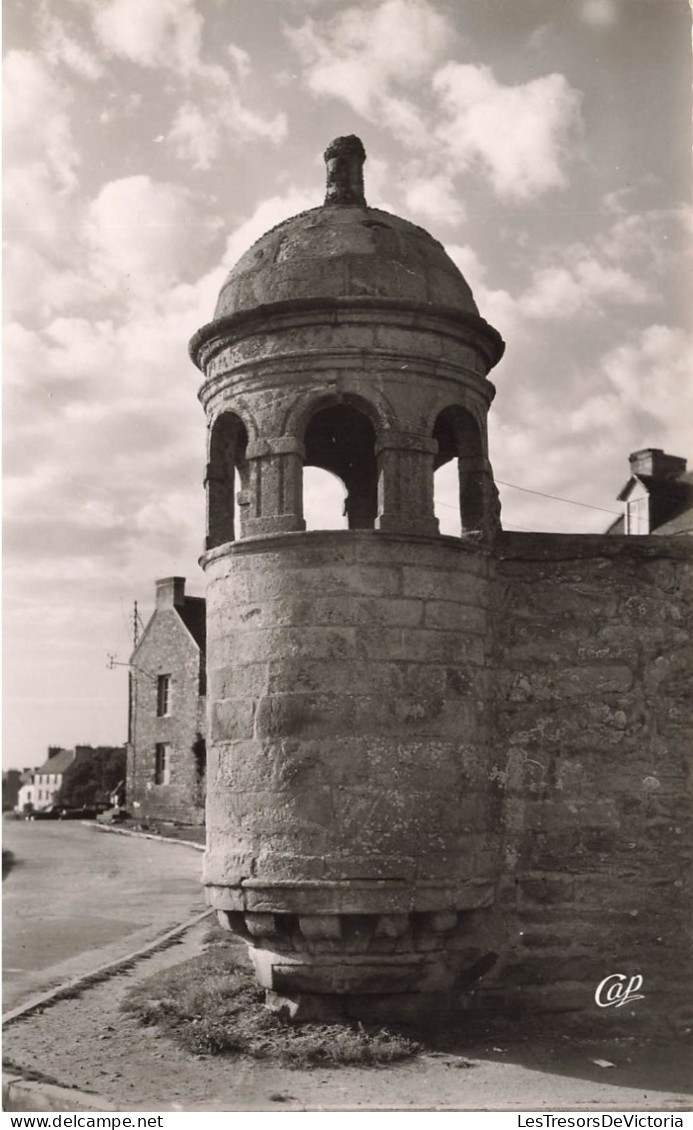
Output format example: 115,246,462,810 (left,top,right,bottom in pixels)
218,905,500,1022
